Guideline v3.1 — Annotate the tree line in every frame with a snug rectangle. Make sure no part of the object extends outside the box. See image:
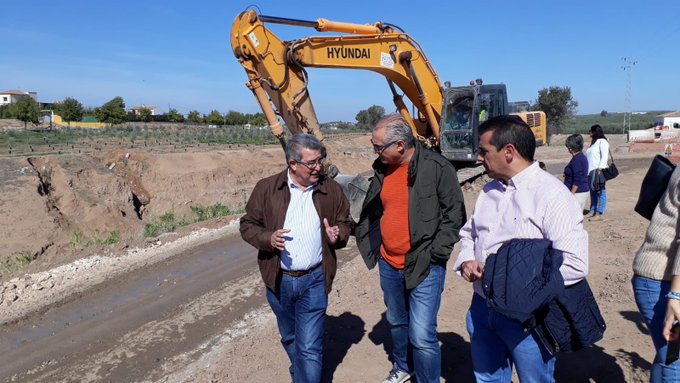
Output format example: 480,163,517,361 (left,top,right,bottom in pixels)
0,96,271,128
1,86,579,133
